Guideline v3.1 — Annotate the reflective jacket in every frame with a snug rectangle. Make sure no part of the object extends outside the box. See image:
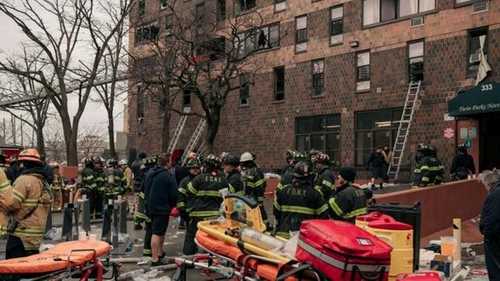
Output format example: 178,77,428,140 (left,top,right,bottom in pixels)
314,167,336,200
274,178,328,238
103,168,127,198
0,170,51,251
0,168,12,237
123,166,134,191
94,169,107,193
414,156,444,186
241,167,266,204
328,183,368,223
227,170,244,196
131,159,145,193
81,167,96,190
186,171,228,218
177,174,196,213
280,165,294,187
